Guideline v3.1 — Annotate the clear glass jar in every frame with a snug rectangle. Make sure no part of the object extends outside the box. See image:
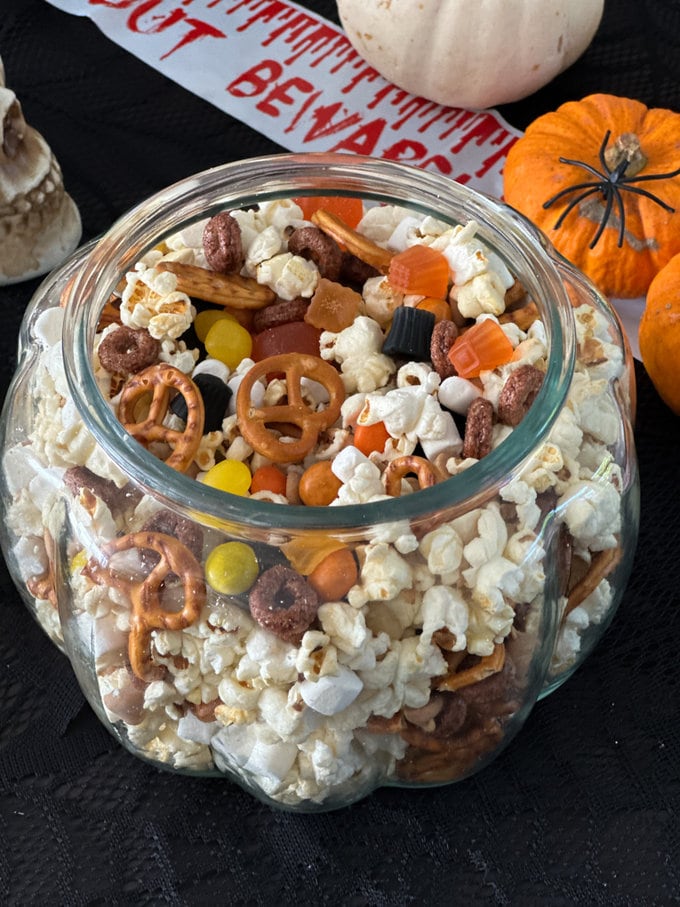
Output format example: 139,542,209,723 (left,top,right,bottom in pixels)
0,153,638,811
